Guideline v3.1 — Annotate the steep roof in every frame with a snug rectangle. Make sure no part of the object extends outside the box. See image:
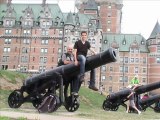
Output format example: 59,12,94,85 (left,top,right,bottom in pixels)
102,33,149,53
84,0,98,10
149,21,160,39
0,3,64,21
